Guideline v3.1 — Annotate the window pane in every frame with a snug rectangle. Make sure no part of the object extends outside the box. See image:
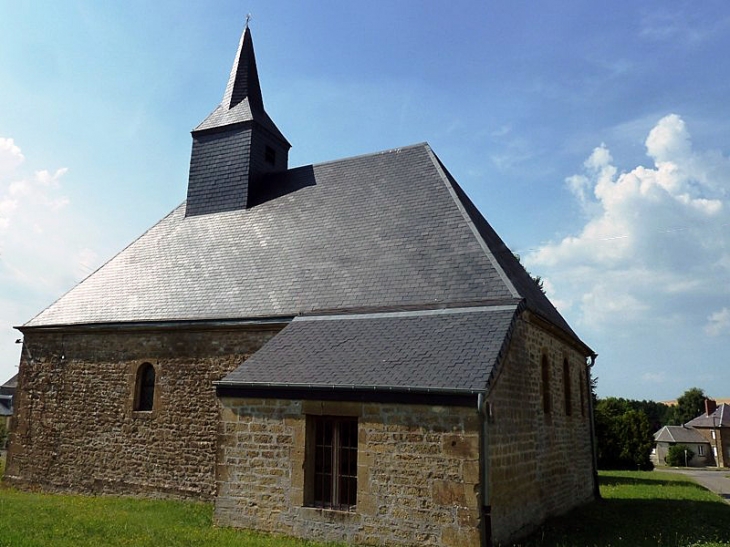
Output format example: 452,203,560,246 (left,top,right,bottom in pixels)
339,475,357,507
309,416,358,510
